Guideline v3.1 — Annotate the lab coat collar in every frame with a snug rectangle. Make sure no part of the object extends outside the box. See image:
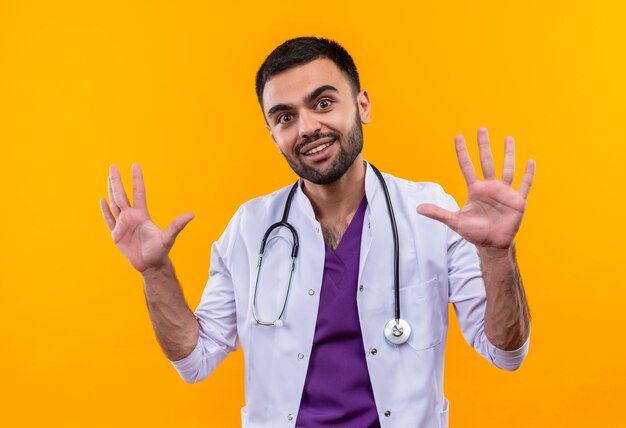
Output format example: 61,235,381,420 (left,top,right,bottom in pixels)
360,161,389,287
363,160,382,206
289,160,387,288
292,160,382,222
